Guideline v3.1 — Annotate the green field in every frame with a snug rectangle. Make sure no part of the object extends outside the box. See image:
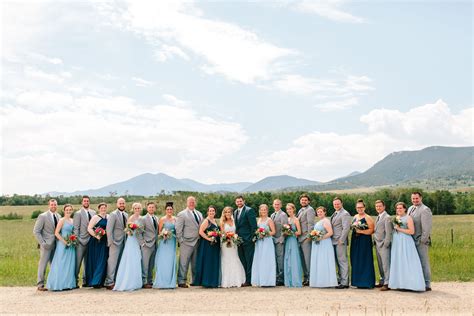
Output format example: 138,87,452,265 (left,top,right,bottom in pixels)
0,208,472,286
